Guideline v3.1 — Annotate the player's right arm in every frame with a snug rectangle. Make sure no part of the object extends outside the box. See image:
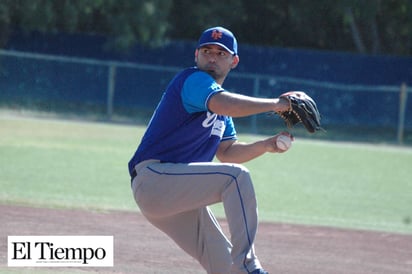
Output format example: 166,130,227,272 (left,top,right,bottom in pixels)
216,131,293,163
